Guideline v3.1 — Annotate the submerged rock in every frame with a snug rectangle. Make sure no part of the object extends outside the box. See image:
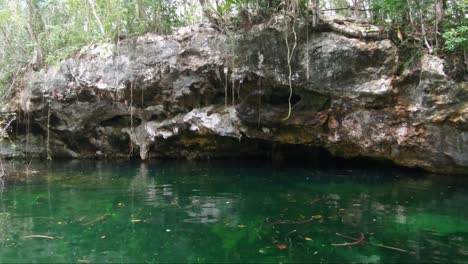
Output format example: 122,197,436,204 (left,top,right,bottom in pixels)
1,21,467,174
